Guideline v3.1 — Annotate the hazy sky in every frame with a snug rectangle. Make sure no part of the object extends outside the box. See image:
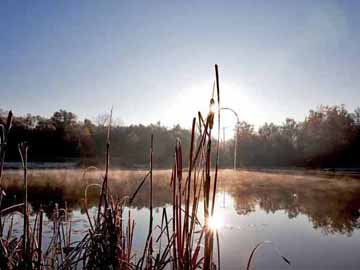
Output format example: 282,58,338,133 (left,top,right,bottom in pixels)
1,0,359,130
